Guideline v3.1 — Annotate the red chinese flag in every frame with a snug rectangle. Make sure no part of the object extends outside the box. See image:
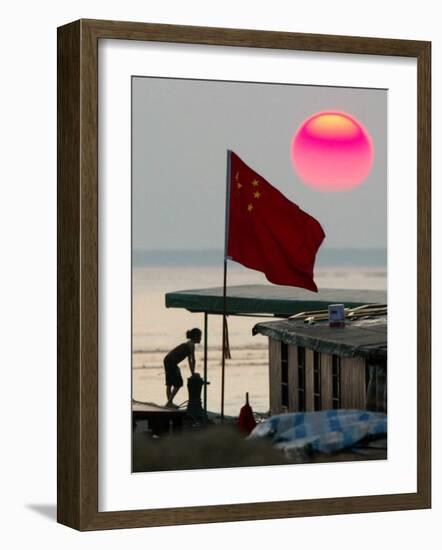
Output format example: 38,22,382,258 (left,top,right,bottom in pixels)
227,151,325,292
